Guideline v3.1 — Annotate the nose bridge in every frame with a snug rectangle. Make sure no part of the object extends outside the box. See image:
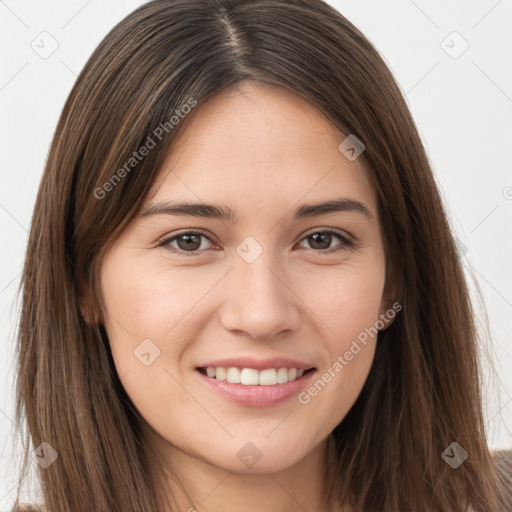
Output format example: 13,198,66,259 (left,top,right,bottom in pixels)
240,253,282,304
221,241,298,339
235,233,282,296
